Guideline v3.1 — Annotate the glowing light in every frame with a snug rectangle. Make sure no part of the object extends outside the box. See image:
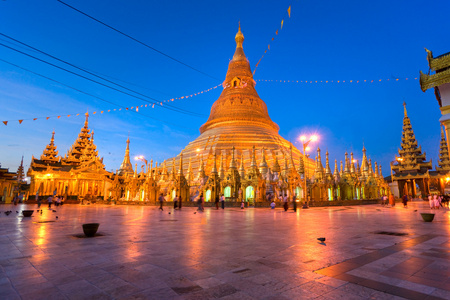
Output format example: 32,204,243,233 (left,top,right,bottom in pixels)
305,146,311,152
300,136,306,142
446,177,450,183
196,148,201,152
311,135,318,142
352,159,357,163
